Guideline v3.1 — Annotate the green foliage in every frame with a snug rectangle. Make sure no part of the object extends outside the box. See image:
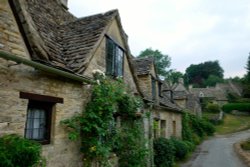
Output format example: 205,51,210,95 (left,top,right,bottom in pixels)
61,75,146,166
0,134,42,167
165,69,184,84
241,139,250,150
153,138,175,167
114,119,148,167
245,53,250,84
222,103,250,113
182,112,215,142
185,60,224,87
203,75,224,87
181,112,193,142
138,48,171,78
170,137,189,160
205,103,221,113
